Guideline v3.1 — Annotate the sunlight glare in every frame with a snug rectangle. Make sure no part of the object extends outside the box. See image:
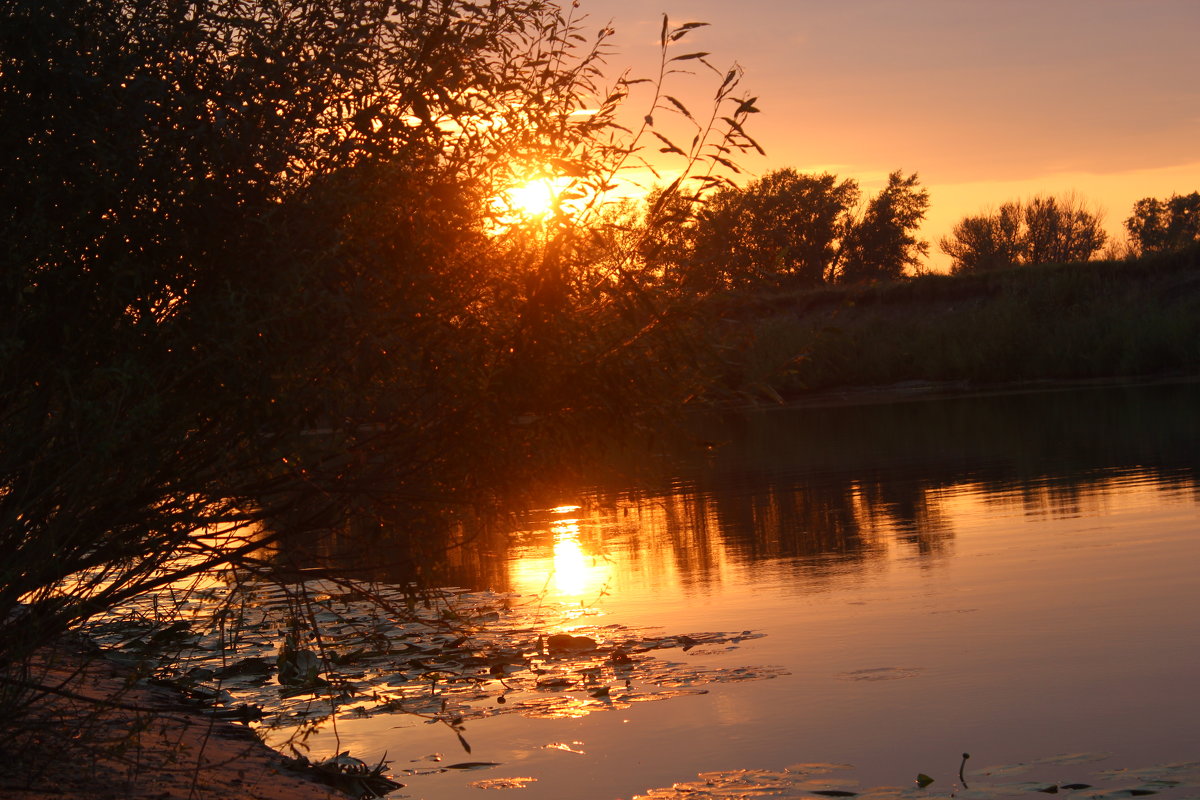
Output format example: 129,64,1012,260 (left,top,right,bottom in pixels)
506,178,562,218
551,521,597,598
